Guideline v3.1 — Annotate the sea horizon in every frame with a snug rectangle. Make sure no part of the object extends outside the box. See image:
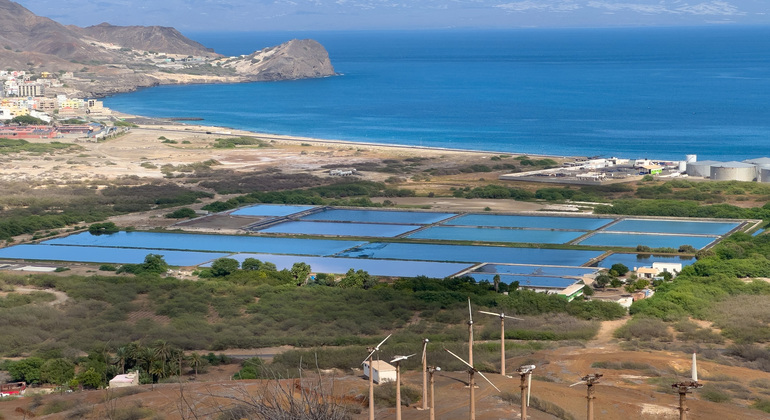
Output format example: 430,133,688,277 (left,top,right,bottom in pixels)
104,26,770,162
